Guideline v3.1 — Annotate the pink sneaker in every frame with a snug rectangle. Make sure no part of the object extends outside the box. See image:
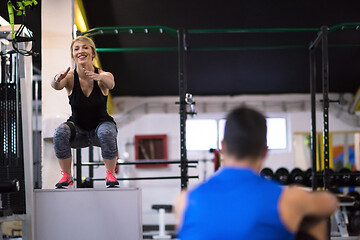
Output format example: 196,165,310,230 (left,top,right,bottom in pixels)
55,171,74,189
106,170,119,188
